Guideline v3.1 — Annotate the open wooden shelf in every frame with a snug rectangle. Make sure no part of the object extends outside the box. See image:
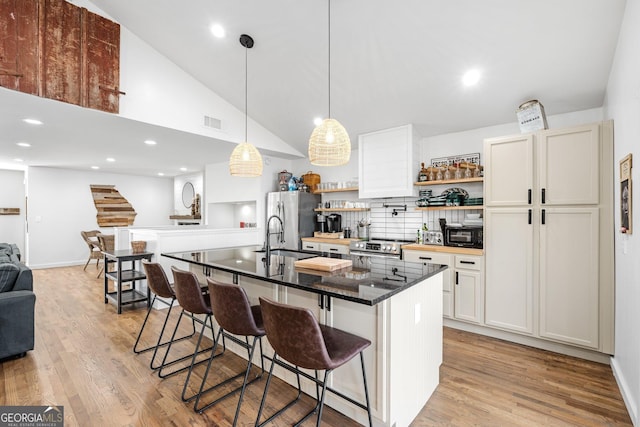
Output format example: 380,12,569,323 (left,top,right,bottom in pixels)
313,187,359,194
415,206,484,211
414,177,483,186
314,208,370,212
